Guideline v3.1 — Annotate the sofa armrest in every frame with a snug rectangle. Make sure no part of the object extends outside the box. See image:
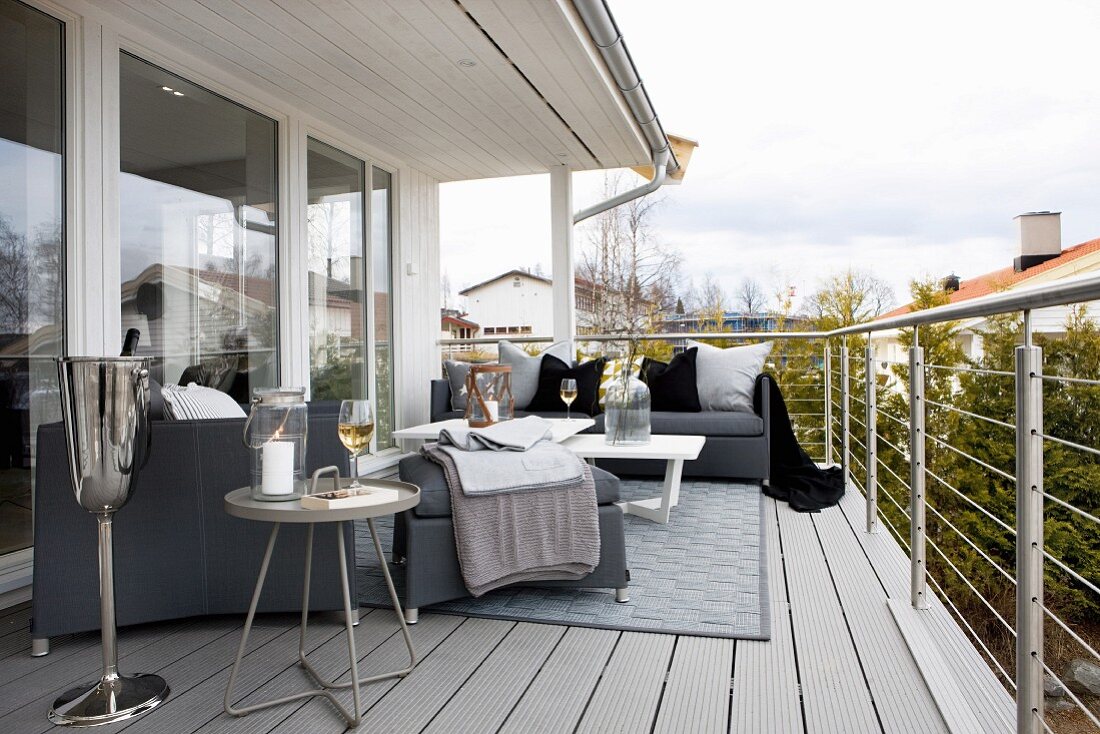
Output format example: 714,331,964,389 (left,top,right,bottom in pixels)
430,379,452,422
757,374,772,481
